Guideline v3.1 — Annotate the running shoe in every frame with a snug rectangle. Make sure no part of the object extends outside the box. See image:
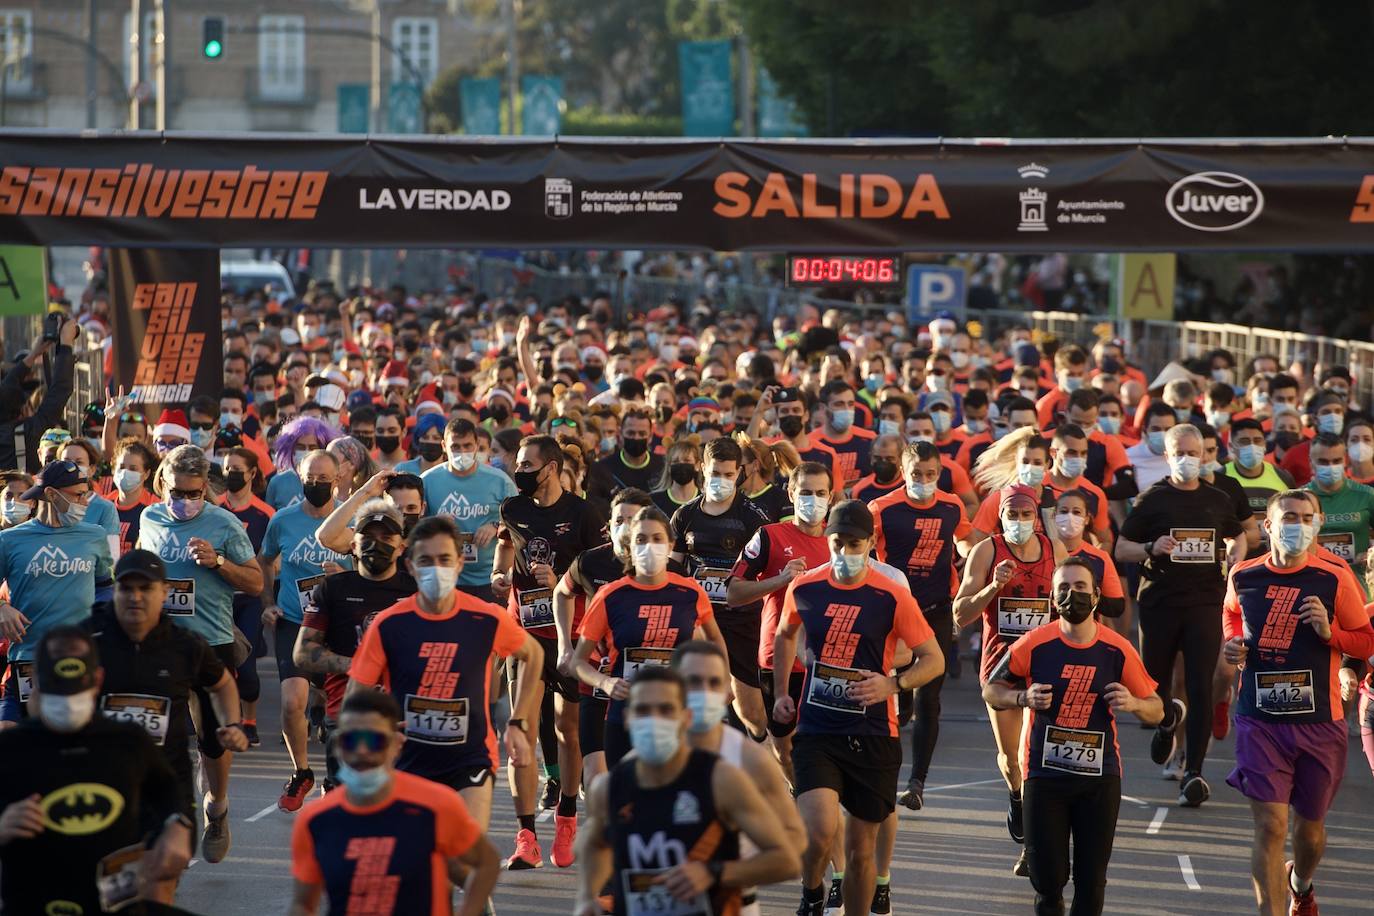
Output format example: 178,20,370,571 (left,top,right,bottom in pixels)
898,777,925,811
201,801,230,863
551,814,577,868
870,882,891,915
1213,695,1231,741
1150,698,1186,765
1179,771,1210,808
1162,746,1186,781
541,777,561,811
1006,791,1024,843
1286,860,1318,915
278,768,315,812
824,876,844,916
505,828,543,870
796,896,824,916
242,721,260,748
1013,847,1030,877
